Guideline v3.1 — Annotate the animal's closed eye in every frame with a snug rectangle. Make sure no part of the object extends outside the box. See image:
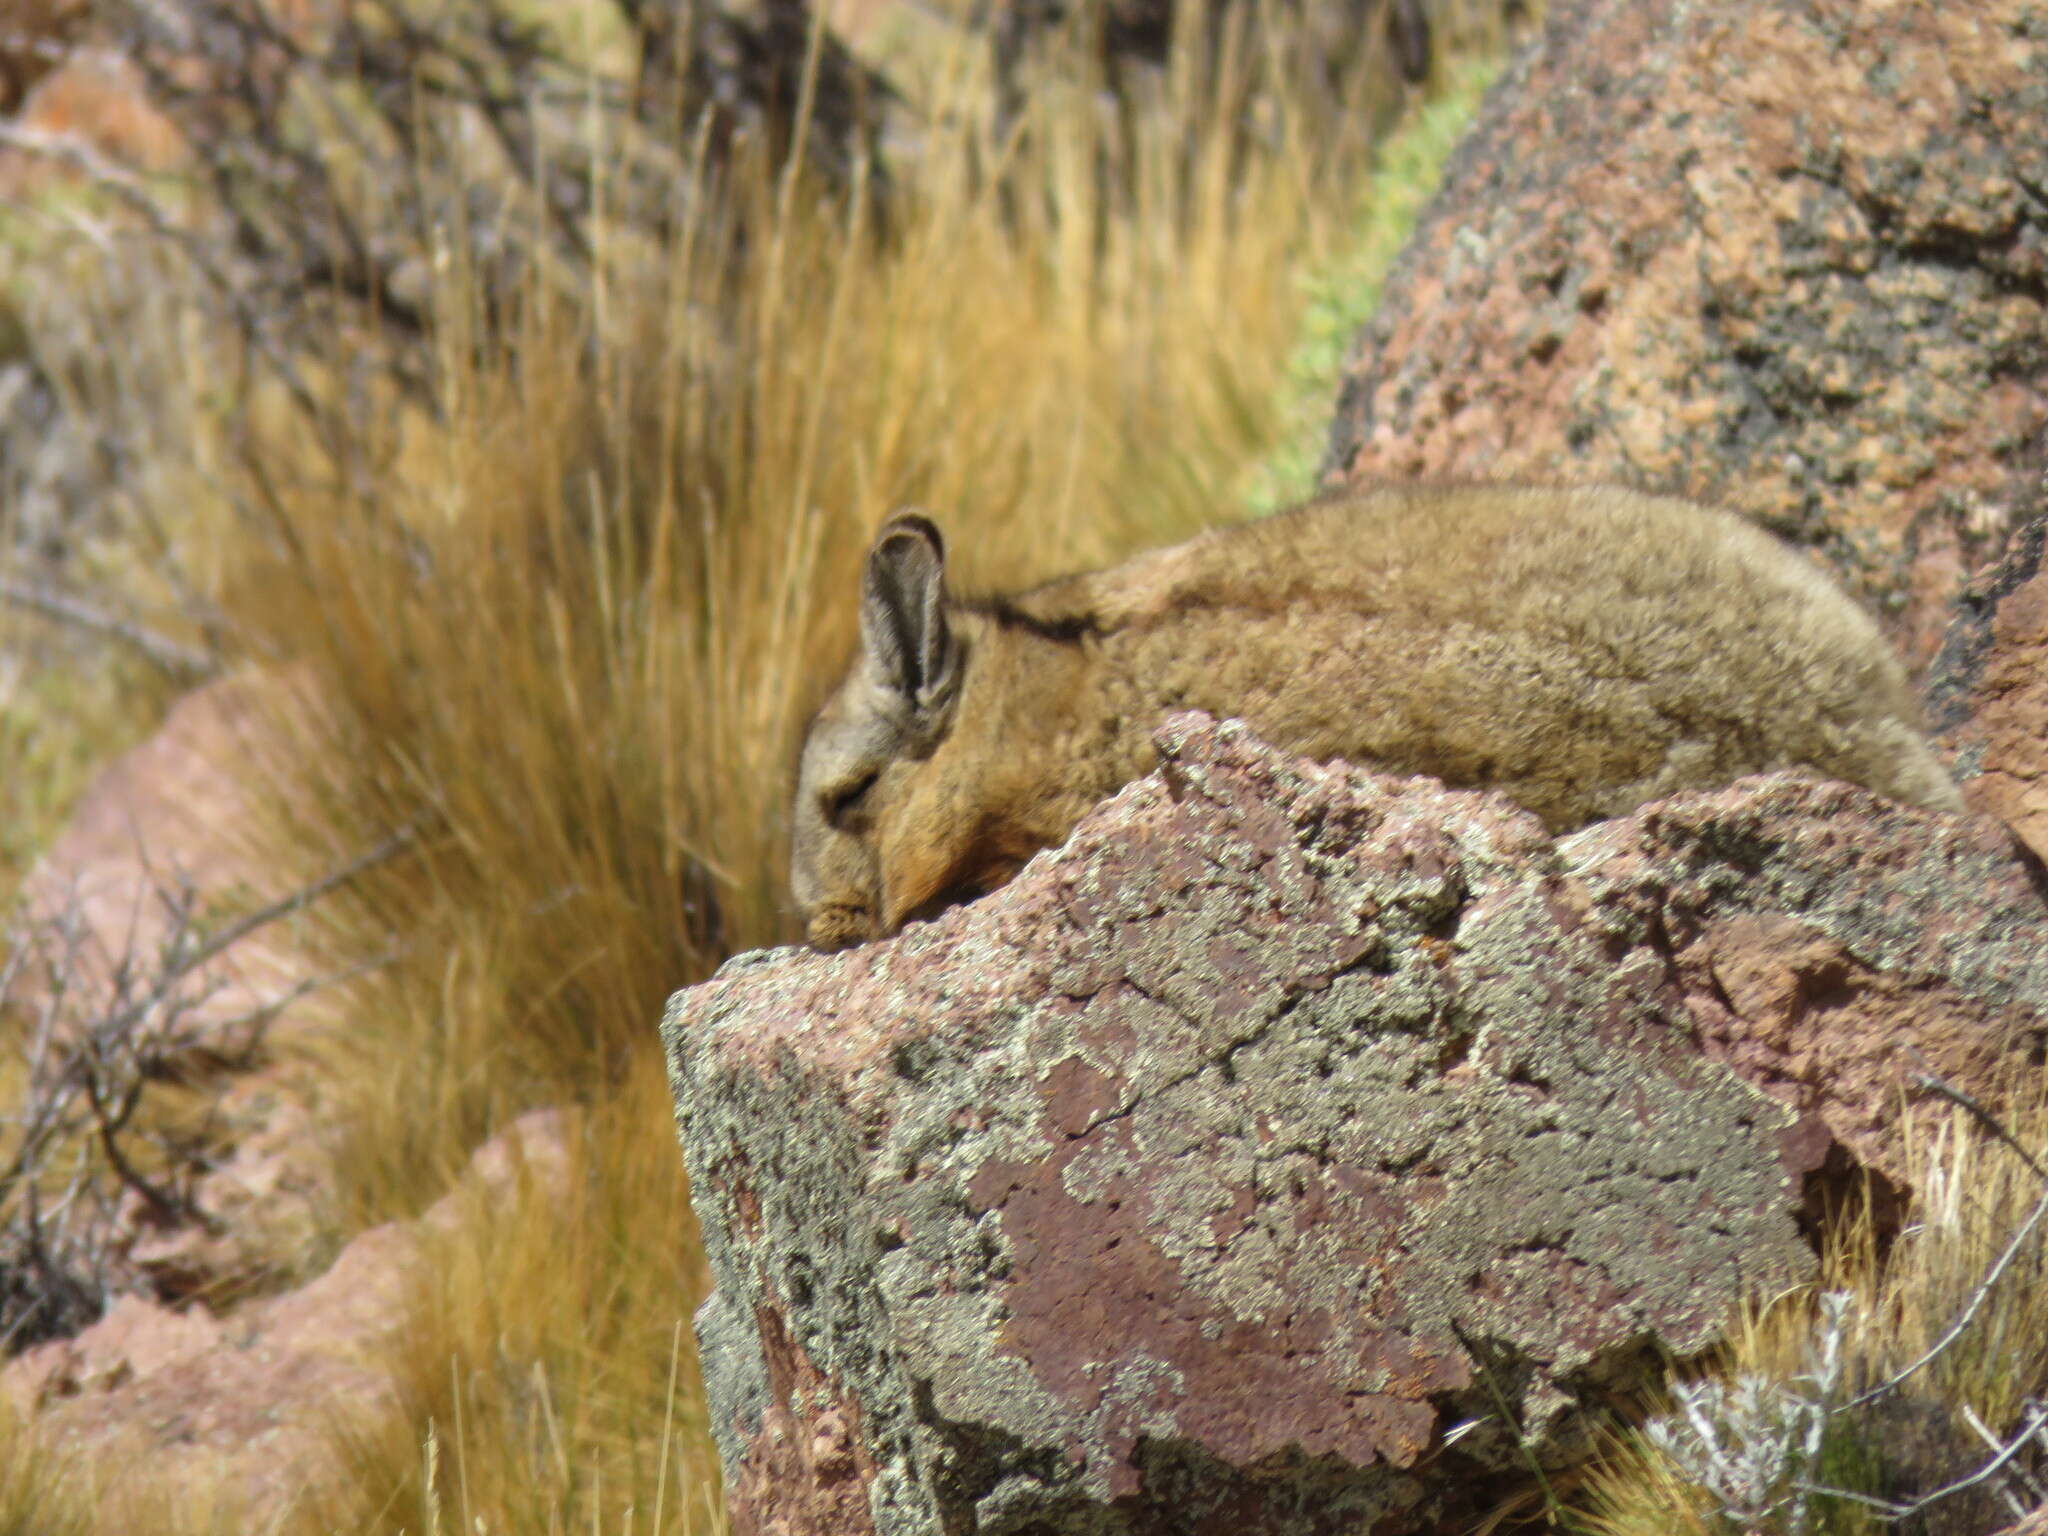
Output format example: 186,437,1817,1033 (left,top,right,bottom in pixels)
823,769,880,827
